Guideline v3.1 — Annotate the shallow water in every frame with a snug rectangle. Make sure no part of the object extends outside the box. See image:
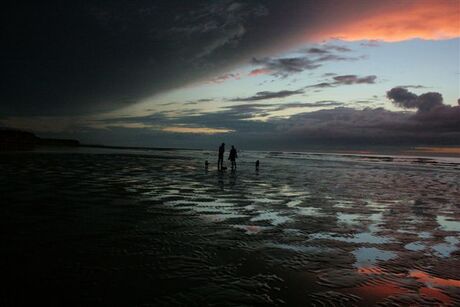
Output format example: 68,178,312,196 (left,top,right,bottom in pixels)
1,149,459,305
